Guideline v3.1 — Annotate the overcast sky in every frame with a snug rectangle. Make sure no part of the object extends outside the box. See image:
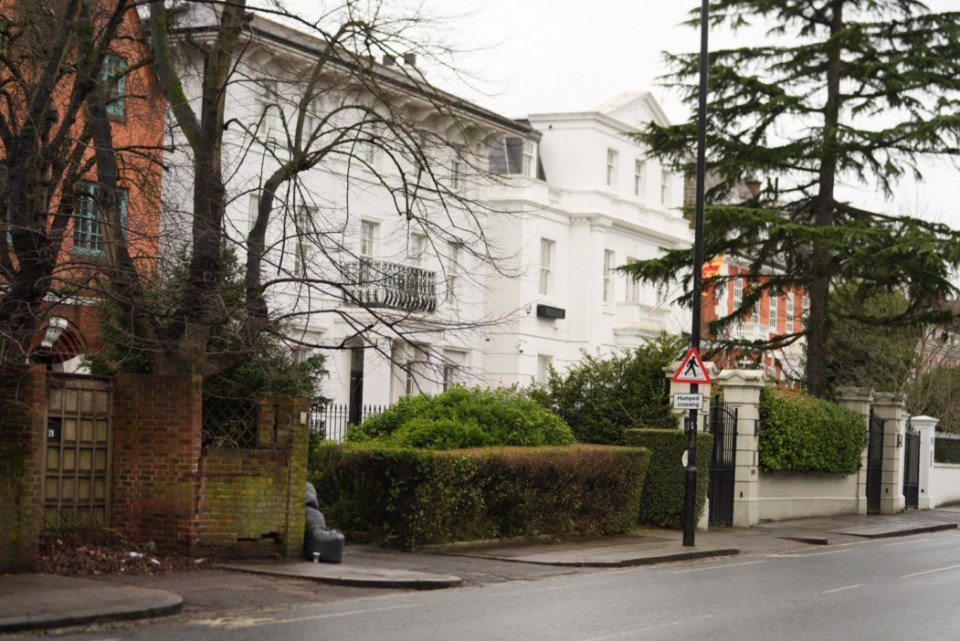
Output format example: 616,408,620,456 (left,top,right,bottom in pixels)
436,0,958,227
